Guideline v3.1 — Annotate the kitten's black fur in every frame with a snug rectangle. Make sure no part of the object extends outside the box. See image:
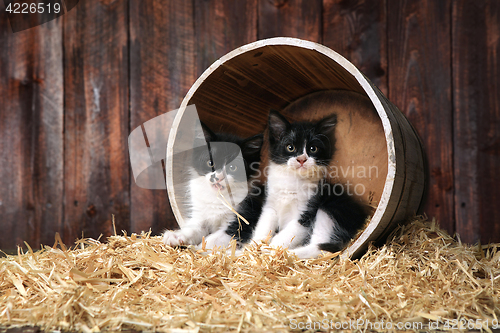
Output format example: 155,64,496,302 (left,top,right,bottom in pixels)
223,185,265,246
193,123,263,180
298,182,369,253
